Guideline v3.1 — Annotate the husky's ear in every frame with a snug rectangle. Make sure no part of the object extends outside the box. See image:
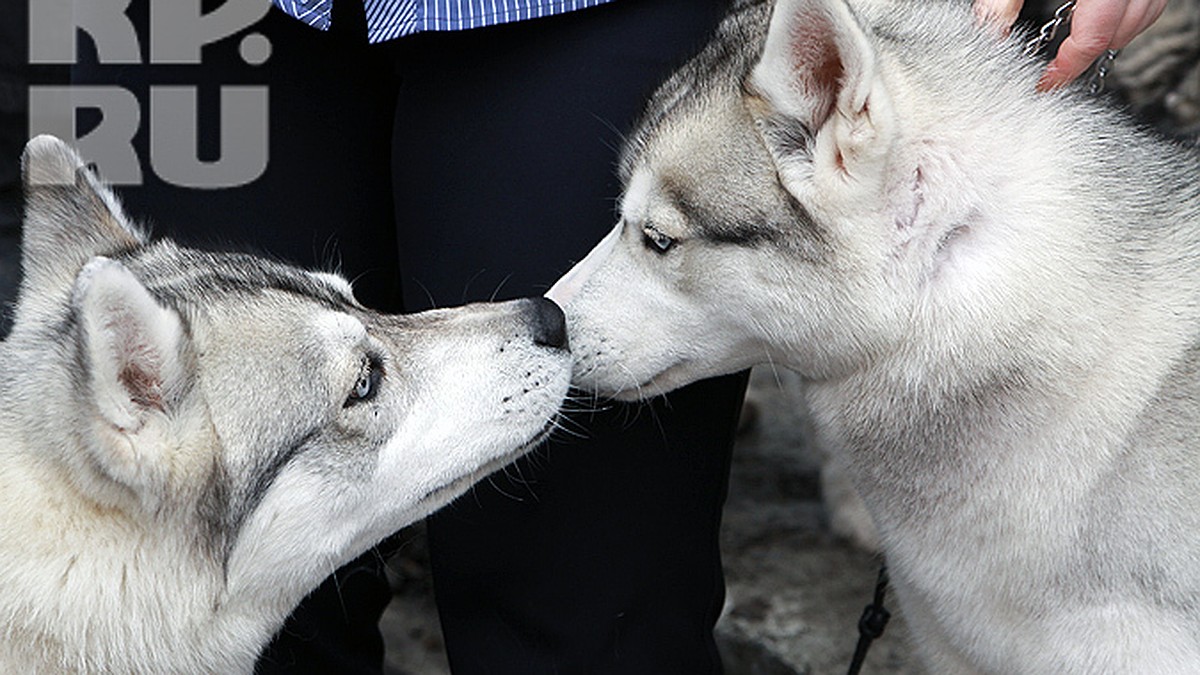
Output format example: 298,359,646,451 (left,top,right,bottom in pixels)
74,256,189,491
18,136,146,325
748,0,892,177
